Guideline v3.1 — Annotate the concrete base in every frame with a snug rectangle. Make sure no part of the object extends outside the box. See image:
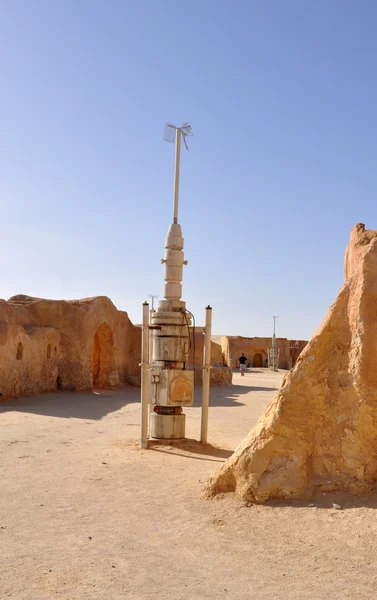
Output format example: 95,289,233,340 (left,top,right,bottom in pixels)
149,412,186,440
